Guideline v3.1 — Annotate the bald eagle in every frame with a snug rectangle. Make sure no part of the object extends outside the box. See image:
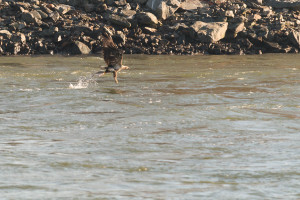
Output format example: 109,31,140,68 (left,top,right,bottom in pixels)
96,27,129,84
